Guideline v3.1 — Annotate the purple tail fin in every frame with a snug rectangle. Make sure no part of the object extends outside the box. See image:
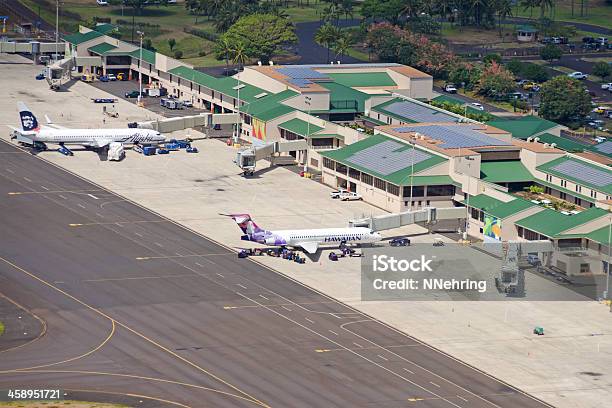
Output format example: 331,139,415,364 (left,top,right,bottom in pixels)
224,213,263,234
